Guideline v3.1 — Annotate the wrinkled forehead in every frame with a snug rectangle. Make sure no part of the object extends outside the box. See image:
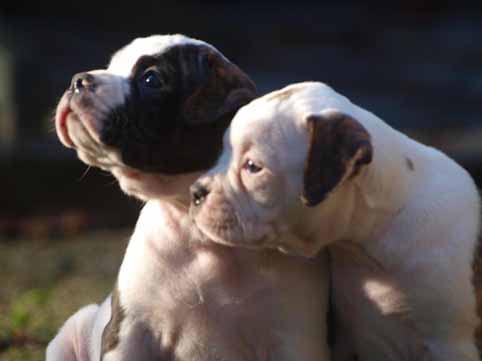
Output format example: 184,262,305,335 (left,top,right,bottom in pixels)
107,34,214,77
230,95,300,144
226,102,300,166
229,82,346,148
